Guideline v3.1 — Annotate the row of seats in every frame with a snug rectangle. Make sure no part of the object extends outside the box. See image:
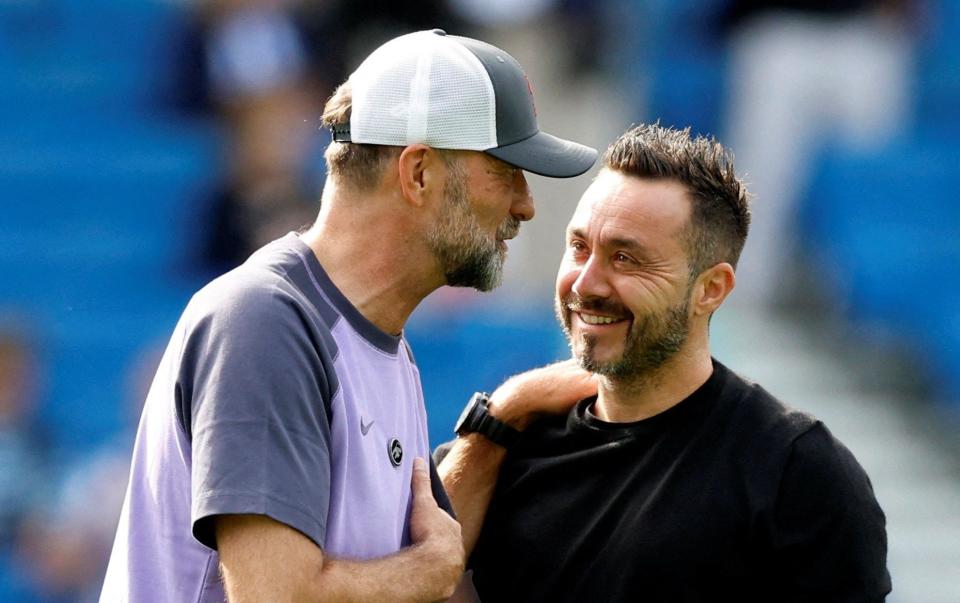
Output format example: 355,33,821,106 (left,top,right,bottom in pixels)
0,0,187,116
801,134,960,407
783,0,960,408
1,1,222,454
